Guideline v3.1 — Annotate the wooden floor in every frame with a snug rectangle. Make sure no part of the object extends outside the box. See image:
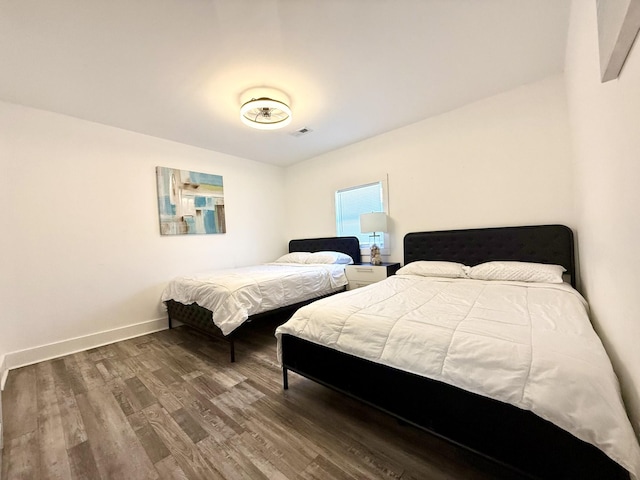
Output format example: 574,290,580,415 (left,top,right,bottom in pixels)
1,316,527,480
